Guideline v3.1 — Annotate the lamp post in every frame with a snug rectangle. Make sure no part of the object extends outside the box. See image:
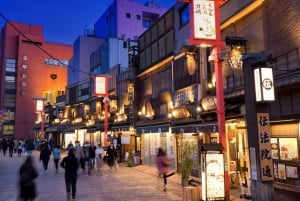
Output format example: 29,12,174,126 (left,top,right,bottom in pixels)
93,75,111,147
178,0,229,200
34,97,46,140
243,54,275,200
